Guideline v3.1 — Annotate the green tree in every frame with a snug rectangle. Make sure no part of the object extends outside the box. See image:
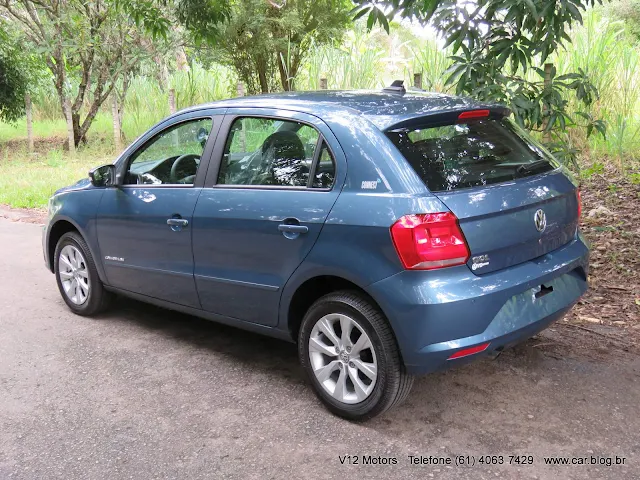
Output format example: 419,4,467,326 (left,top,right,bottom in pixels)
0,28,29,123
608,0,640,41
0,0,158,145
354,0,607,154
213,0,352,94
